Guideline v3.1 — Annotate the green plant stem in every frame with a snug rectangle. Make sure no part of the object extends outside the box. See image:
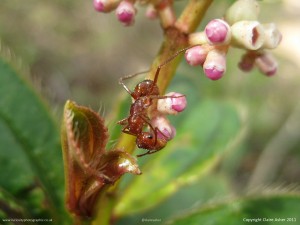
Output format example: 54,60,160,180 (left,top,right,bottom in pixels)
176,0,213,34
148,26,189,93
90,190,115,225
93,1,213,224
